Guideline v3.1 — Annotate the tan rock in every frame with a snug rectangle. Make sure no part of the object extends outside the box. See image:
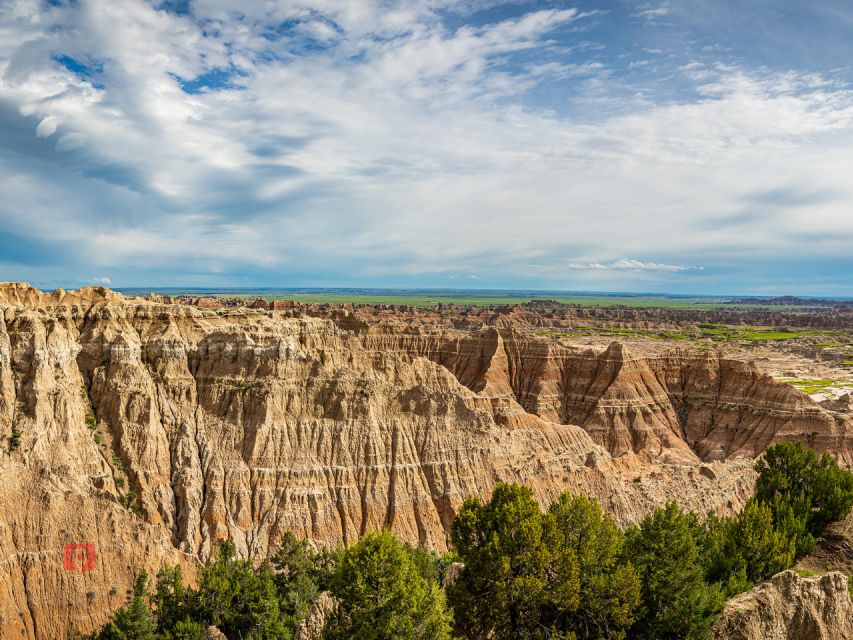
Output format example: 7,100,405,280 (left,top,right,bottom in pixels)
713,570,853,640
0,285,850,638
442,562,465,589
204,626,228,640
295,592,337,640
